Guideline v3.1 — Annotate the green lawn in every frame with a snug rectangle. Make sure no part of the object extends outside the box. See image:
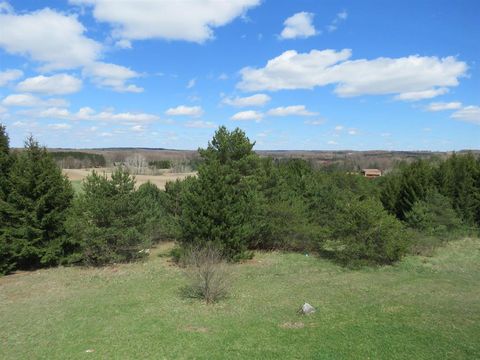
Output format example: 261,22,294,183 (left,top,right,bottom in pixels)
1,239,479,359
